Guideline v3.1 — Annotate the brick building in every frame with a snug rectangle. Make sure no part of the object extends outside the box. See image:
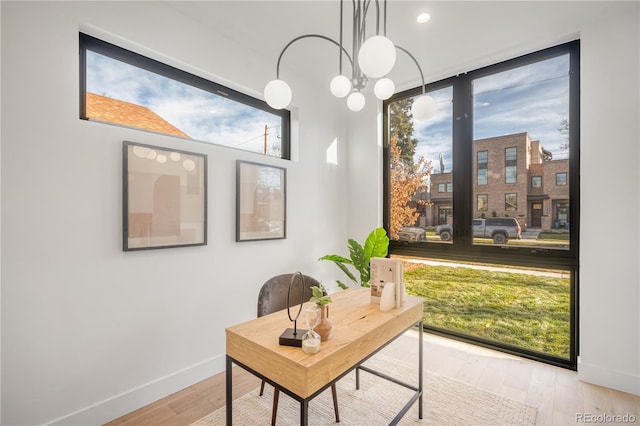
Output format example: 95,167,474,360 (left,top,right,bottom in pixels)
424,132,569,230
